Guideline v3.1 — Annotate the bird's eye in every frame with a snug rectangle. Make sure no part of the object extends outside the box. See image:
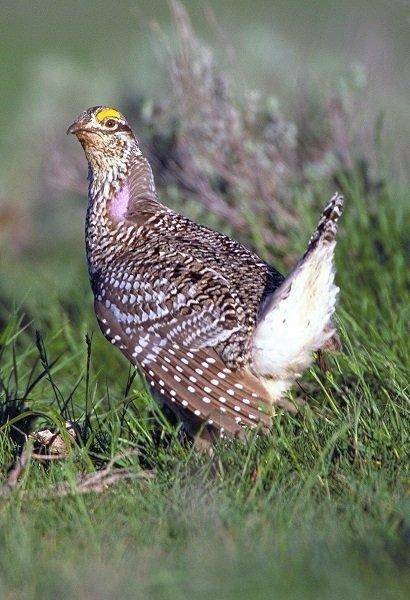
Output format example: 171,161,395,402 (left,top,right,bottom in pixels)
105,119,116,128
